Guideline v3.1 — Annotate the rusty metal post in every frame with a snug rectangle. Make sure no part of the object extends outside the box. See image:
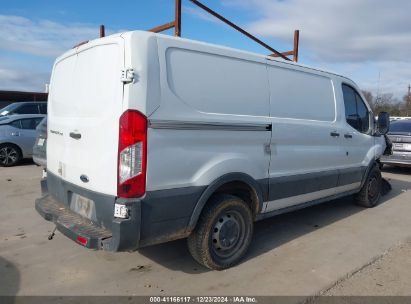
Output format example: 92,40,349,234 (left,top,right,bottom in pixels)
293,30,299,62
100,25,105,38
149,22,175,33
189,0,290,61
175,0,182,37
146,0,298,61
